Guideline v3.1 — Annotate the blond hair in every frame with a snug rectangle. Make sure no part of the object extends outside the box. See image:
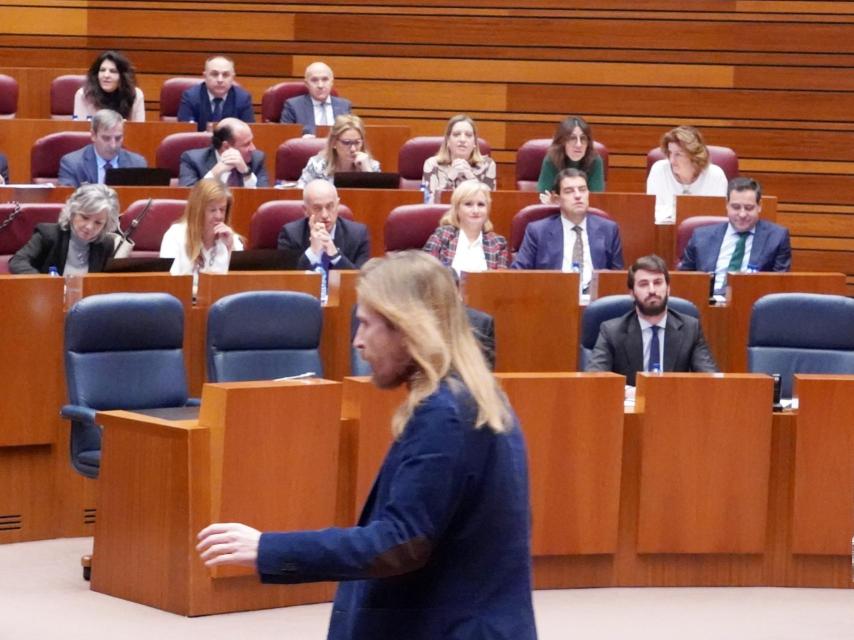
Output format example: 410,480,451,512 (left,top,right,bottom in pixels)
180,179,233,263
434,114,485,166
357,251,512,437
323,114,373,177
439,180,494,232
